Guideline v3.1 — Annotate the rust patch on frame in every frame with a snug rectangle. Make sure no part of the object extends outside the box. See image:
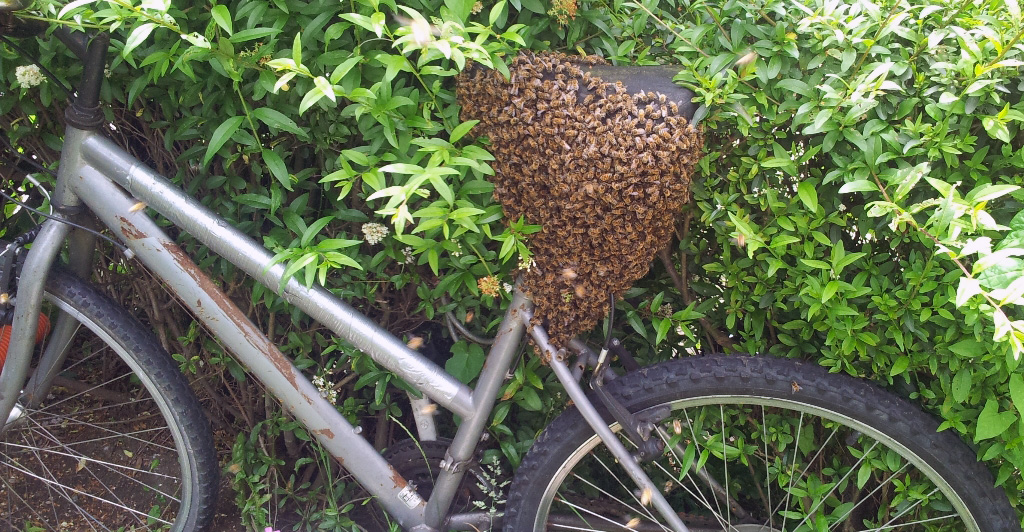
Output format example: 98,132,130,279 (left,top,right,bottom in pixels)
165,243,300,390
389,466,409,489
116,215,301,392
312,428,335,439
117,216,146,240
